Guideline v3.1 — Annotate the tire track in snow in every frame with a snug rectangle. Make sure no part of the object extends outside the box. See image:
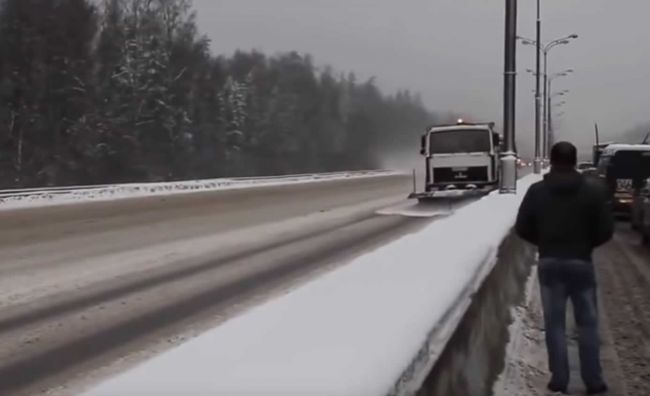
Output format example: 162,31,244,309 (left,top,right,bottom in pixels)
0,215,429,395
